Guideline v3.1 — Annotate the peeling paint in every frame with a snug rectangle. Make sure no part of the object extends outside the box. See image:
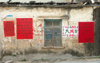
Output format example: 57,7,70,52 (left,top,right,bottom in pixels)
8,37,11,43
3,38,7,42
0,6,94,56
